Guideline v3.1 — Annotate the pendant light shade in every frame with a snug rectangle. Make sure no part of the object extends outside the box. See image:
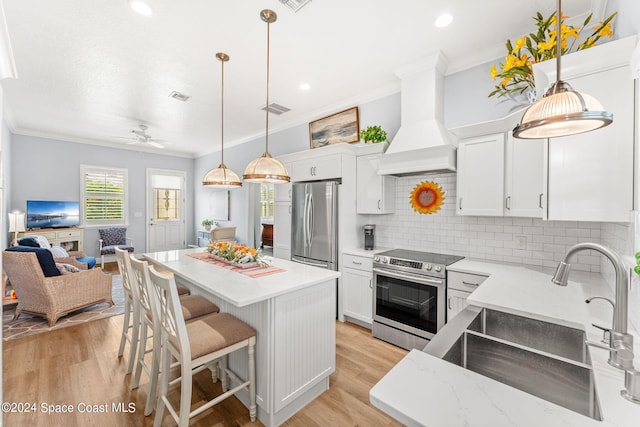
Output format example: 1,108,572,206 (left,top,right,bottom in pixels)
203,52,242,188
243,152,290,184
243,9,291,184
513,0,613,139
